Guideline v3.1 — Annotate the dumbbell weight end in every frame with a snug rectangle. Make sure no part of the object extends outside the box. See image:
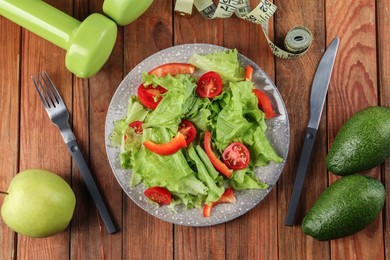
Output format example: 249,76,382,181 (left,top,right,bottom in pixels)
0,0,117,78
103,0,153,26
66,14,117,78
